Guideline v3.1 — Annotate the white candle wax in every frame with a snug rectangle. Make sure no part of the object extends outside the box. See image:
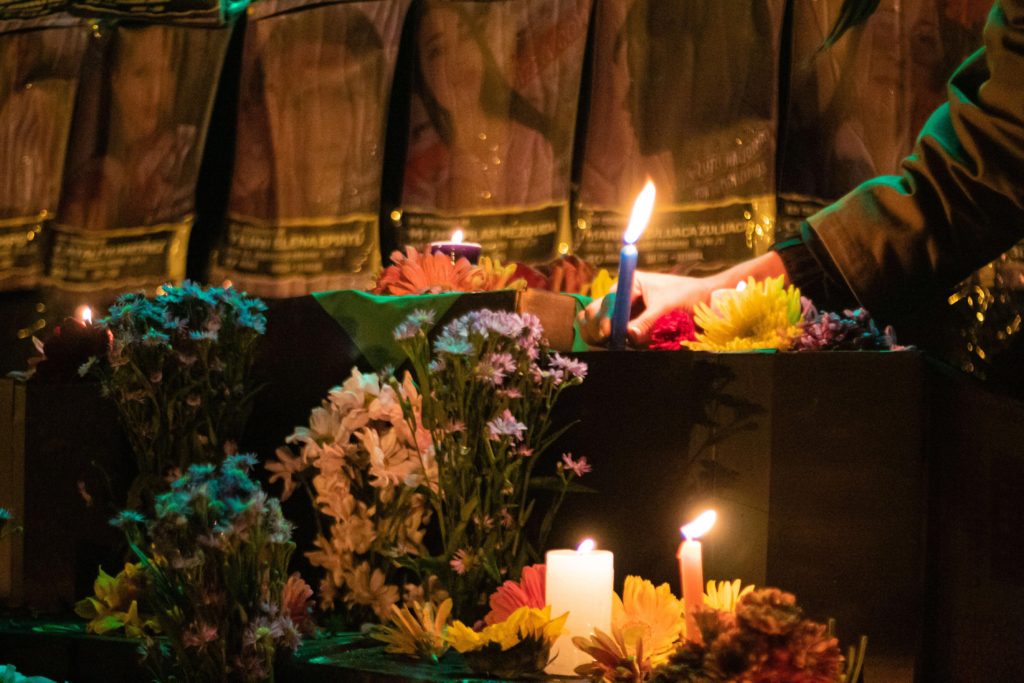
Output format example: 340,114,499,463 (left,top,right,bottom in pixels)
544,544,614,676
